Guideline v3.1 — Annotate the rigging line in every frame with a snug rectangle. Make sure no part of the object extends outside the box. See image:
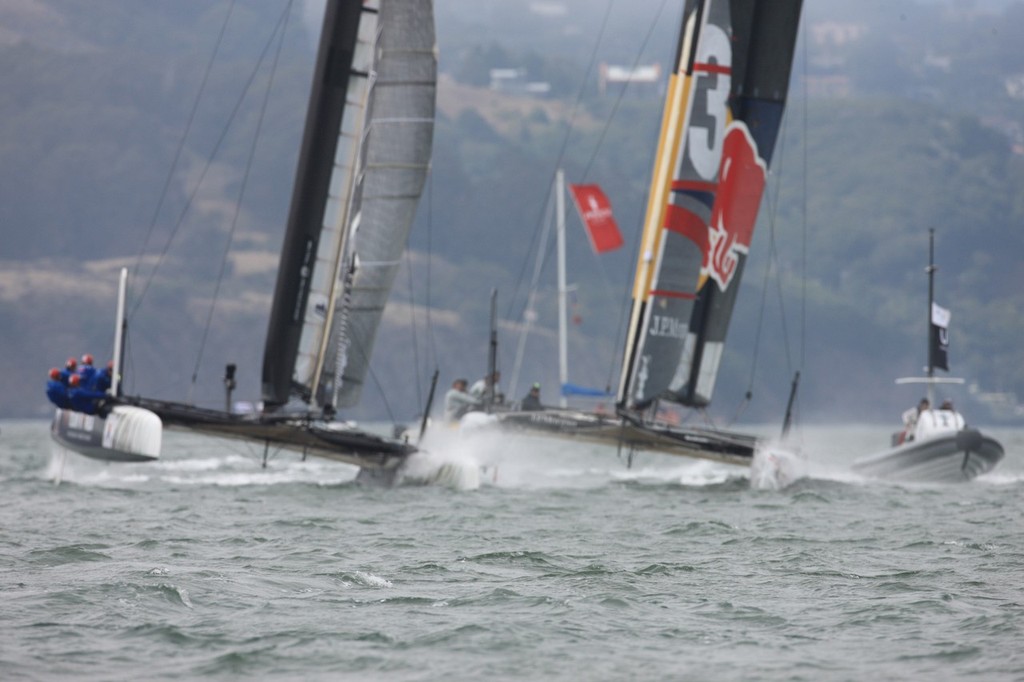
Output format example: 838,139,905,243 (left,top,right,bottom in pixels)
606,3,684,395
364,358,398,425
188,0,293,400
768,116,794,378
405,248,423,414
342,318,399,424
574,0,672,392
508,185,557,399
606,185,649,393
504,0,616,322
800,10,809,377
745,98,798,404
129,1,293,320
130,0,238,290
579,0,672,181
424,168,438,369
